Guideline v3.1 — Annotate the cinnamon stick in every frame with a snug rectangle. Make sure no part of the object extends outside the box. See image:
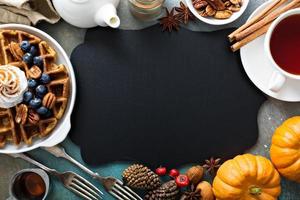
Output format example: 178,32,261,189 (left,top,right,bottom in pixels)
234,0,300,41
228,0,287,42
231,23,271,52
